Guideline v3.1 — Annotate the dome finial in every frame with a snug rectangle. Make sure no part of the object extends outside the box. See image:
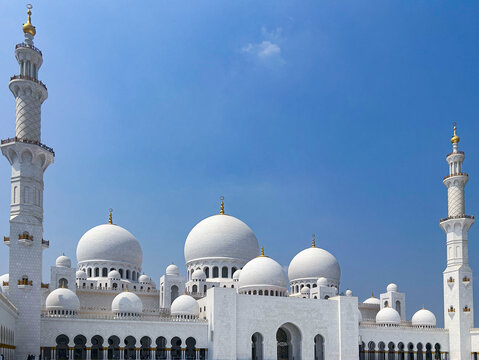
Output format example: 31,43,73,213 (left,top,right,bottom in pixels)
126,285,129,292
260,246,265,257
108,208,113,224
451,122,460,144
312,233,316,248
219,196,225,215
422,304,425,310
371,291,375,298
22,4,36,37
61,280,65,289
